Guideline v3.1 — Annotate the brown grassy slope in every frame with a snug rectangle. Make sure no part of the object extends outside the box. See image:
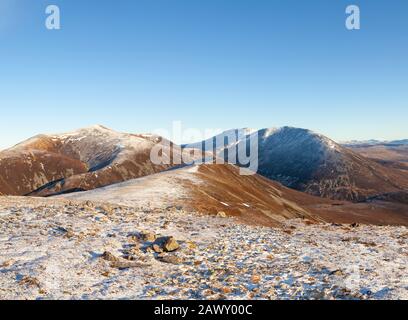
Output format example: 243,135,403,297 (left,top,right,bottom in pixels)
0,127,180,196
185,164,319,226
60,163,408,227
191,165,408,227
348,144,408,172
0,136,88,195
